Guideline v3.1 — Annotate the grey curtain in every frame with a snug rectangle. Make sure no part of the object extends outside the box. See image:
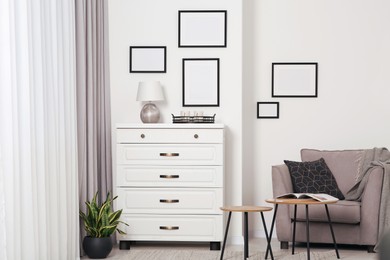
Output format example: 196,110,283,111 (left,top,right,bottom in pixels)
75,0,113,249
